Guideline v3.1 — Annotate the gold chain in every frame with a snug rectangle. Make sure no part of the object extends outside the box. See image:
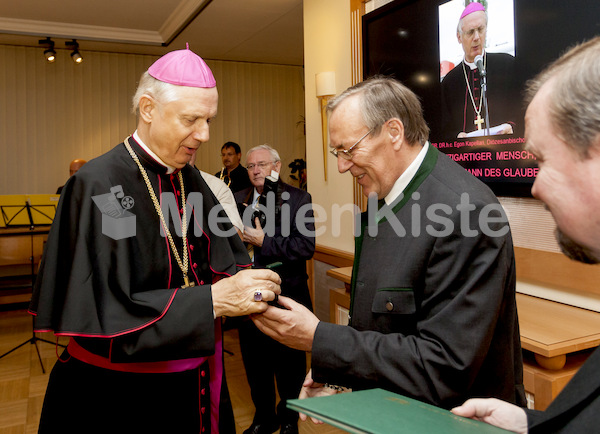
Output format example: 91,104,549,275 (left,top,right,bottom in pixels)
462,53,486,117
218,167,232,187
124,137,190,283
